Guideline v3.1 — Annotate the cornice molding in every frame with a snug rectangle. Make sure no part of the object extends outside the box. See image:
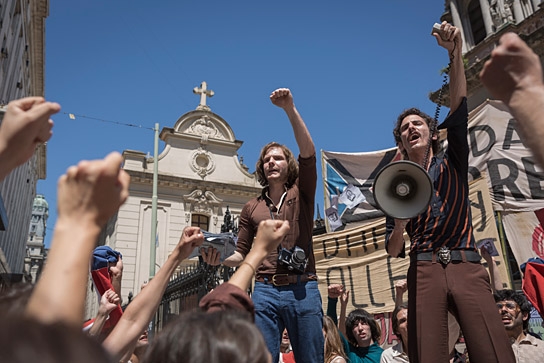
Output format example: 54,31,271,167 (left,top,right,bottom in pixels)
126,169,261,198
